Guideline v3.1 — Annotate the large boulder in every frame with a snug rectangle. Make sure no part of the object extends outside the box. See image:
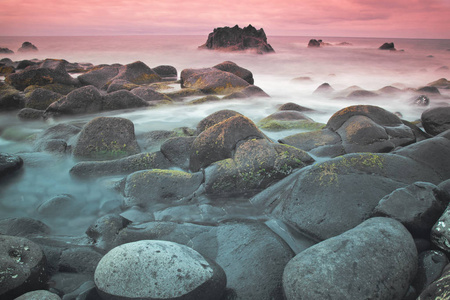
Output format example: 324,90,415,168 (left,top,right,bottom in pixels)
418,263,450,299
379,42,396,50
5,59,77,91
25,88,62,110
257,111,325,131
77,65,120,89
213,61,254,84
0,82,25,110
199,24,275,54
94,240,226,300
283,217,417,300
109,61,161,85
17,41,38,52
421,106,450,135
0,235,49,300
152,65,177,79
102,89,149,111
131,86,168,102
45,85,103,116
72,117,140,161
